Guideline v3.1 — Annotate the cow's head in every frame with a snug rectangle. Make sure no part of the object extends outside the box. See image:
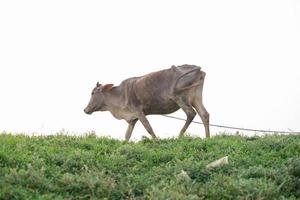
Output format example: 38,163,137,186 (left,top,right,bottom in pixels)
84,82,114,114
